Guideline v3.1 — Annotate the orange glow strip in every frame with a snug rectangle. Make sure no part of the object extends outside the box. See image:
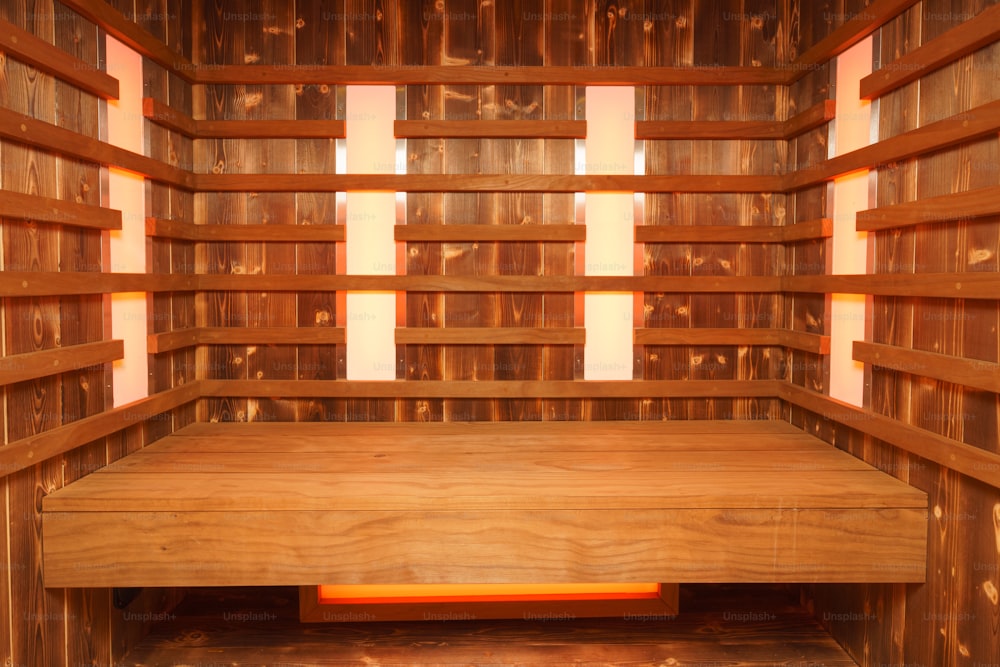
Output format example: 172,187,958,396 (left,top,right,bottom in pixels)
319,583,661,605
